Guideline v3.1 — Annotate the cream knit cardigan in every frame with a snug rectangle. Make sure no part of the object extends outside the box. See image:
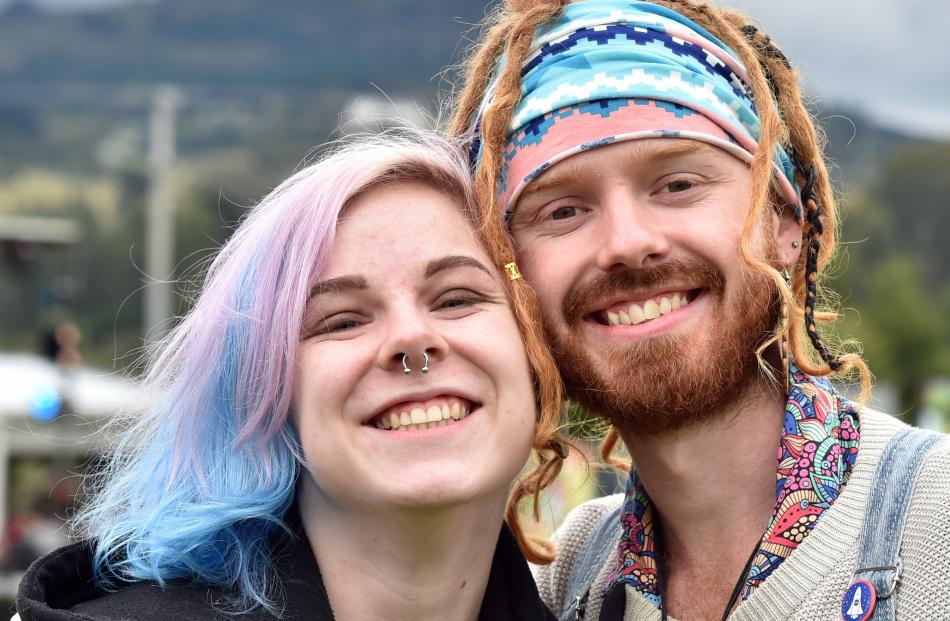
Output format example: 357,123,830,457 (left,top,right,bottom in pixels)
533,409,950,620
